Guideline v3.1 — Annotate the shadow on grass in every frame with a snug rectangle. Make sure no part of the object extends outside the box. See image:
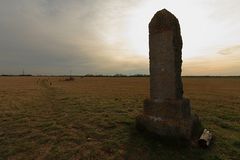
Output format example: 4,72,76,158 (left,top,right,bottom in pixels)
124,124,212,160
